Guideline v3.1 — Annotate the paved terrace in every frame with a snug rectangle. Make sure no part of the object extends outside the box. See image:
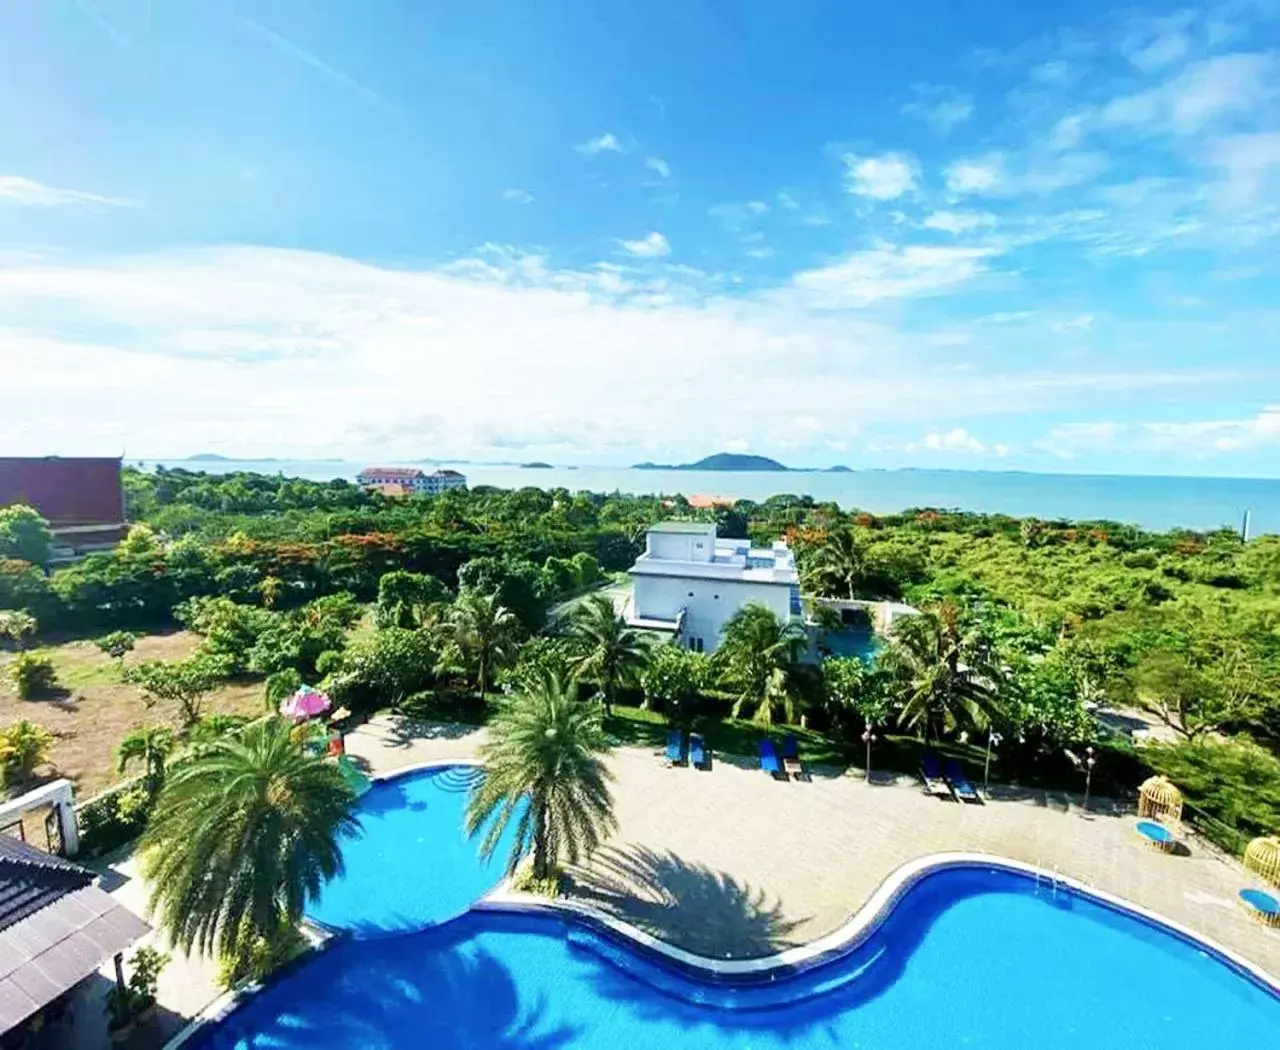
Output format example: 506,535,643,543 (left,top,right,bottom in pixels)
67,713,1278,1047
